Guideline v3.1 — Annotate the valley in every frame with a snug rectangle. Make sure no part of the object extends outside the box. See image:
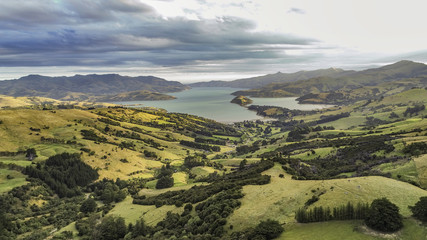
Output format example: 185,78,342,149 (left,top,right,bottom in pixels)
0,62,427,240
3,0,427,239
